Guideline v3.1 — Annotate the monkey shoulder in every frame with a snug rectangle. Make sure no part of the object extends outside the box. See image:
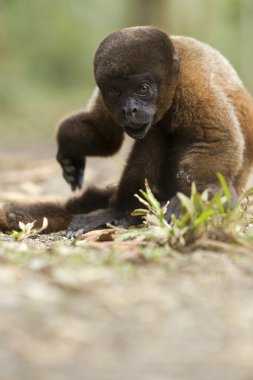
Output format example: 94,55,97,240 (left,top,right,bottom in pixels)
171,35,242,91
